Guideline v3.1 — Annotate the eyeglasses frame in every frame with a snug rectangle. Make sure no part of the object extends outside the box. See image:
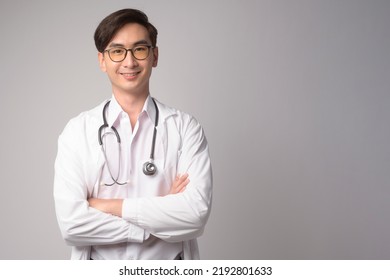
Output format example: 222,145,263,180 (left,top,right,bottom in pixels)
104,45,155,62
